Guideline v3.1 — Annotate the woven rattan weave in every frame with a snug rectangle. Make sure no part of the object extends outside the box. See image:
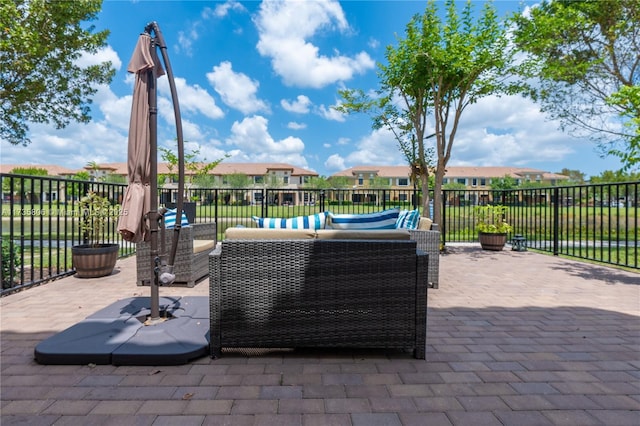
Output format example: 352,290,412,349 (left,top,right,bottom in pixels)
209,239,428,359
137,222,216,287
408,227,440,288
